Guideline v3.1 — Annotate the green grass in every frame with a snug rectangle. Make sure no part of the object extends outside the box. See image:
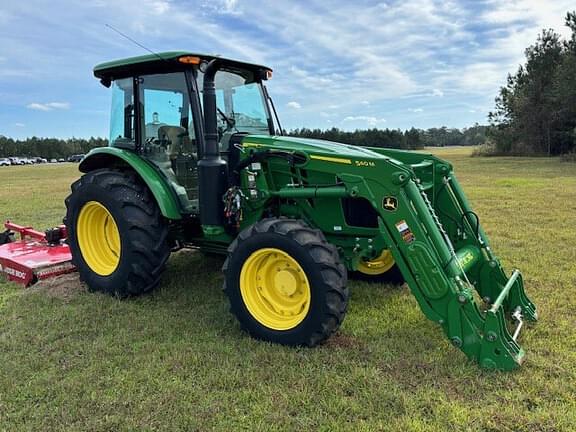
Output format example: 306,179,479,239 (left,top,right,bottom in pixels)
1,152,575,431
